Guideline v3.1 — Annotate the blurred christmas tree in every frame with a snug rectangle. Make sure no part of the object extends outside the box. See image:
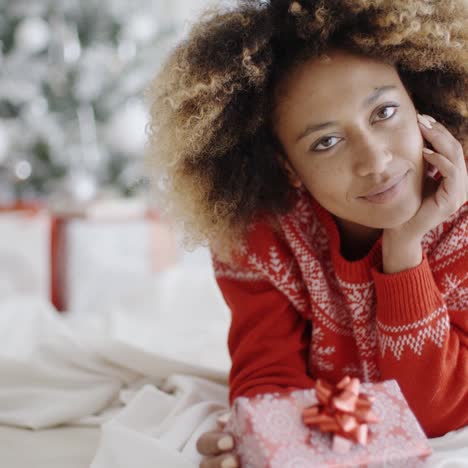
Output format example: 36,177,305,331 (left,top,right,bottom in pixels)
0,0,178,203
